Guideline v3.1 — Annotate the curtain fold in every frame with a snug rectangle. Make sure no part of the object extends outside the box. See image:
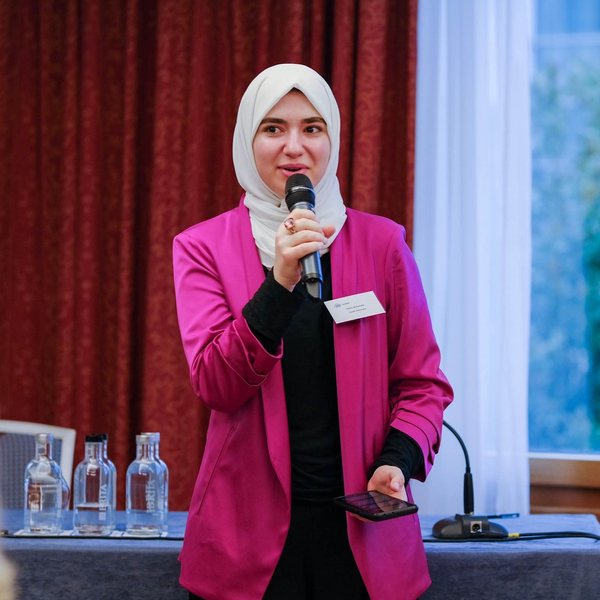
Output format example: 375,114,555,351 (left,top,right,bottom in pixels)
0,0,417,511
412,0,532,516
